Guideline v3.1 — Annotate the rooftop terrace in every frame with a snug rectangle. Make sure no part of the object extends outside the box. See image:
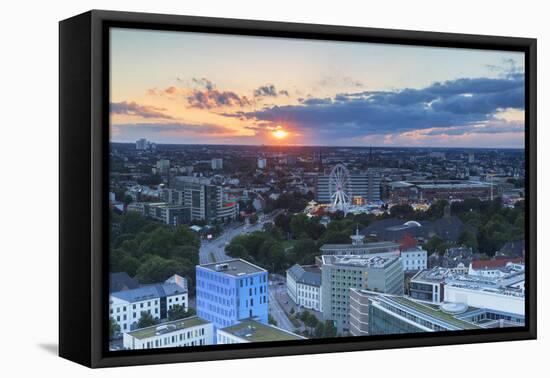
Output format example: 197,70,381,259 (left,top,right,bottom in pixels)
221,320,304,343
127,317,209,340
